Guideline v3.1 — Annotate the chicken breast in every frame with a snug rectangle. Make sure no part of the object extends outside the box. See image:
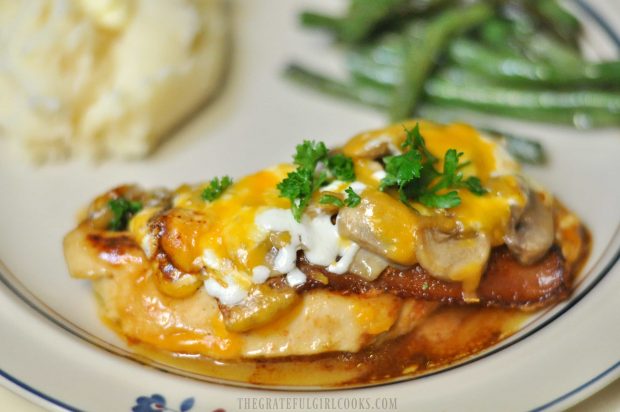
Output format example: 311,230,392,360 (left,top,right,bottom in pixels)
63,120,589,374
66,225,437,359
